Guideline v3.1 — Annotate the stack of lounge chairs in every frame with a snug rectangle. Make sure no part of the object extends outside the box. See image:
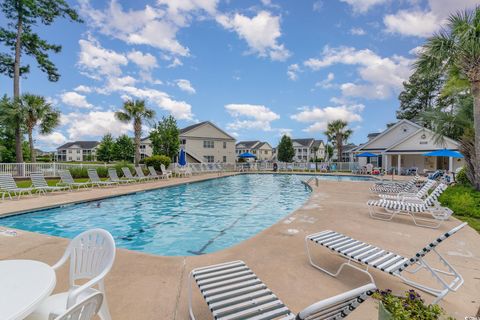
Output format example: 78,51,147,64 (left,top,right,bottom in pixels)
370,175,419,194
